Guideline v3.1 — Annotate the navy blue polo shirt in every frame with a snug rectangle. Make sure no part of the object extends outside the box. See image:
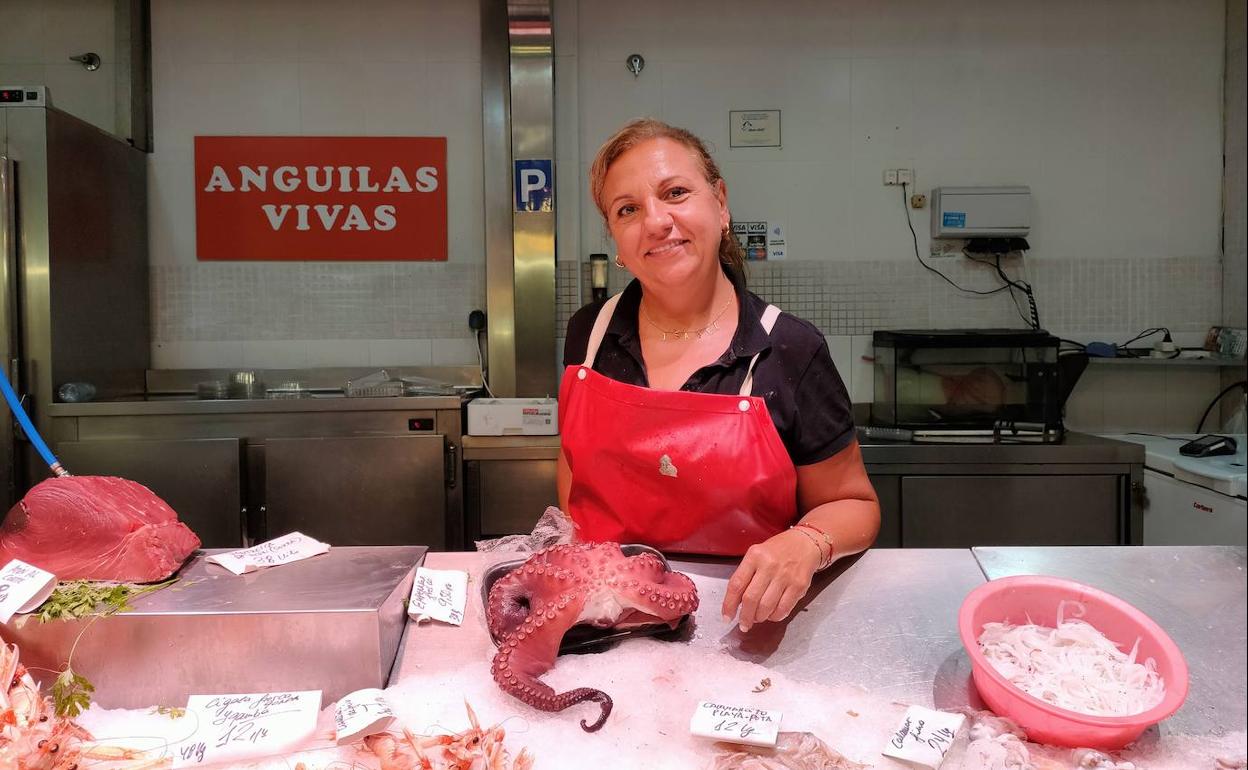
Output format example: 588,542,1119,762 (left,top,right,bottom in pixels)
563,277,855,466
